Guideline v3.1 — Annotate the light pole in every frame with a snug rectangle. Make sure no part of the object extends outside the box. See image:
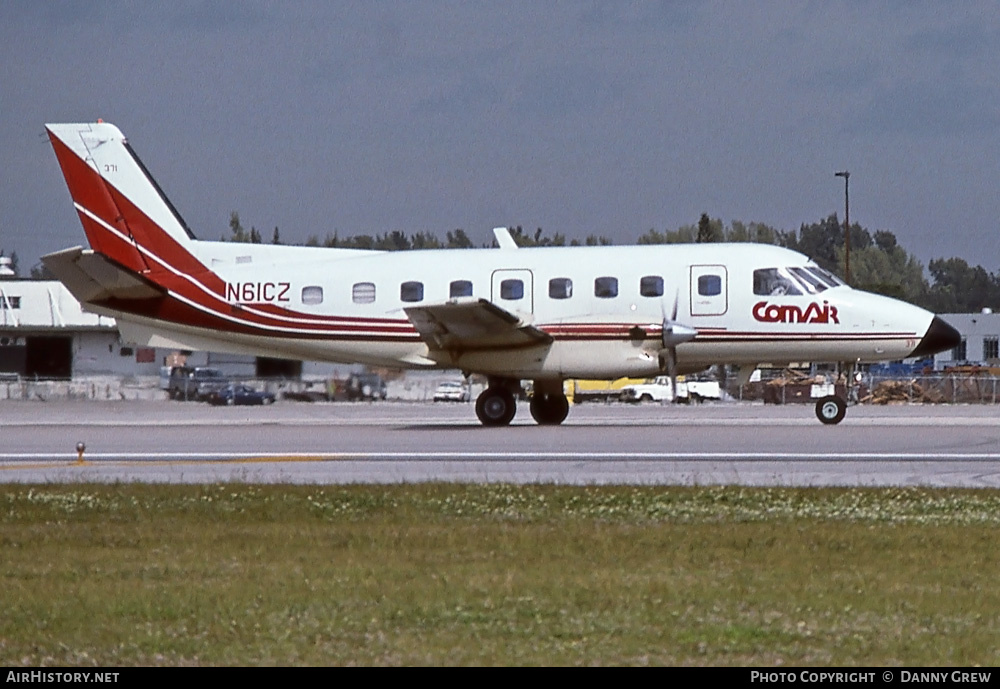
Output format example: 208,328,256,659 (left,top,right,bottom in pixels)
835,171,850,284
